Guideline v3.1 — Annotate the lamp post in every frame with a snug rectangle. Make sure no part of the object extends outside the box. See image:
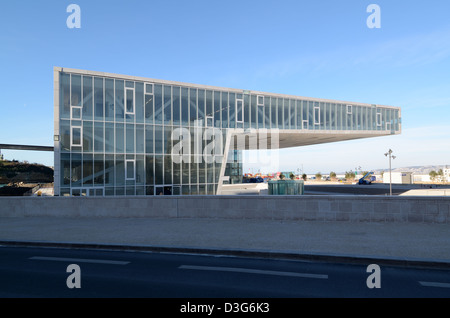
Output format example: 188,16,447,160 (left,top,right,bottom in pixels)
384,149,396,196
